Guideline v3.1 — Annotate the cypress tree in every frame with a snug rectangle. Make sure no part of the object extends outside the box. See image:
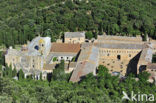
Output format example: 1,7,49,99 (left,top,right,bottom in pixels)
40,72,42,80
0,65,2,77
8,65,12,78
18,69,24,80
12,68,17,77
